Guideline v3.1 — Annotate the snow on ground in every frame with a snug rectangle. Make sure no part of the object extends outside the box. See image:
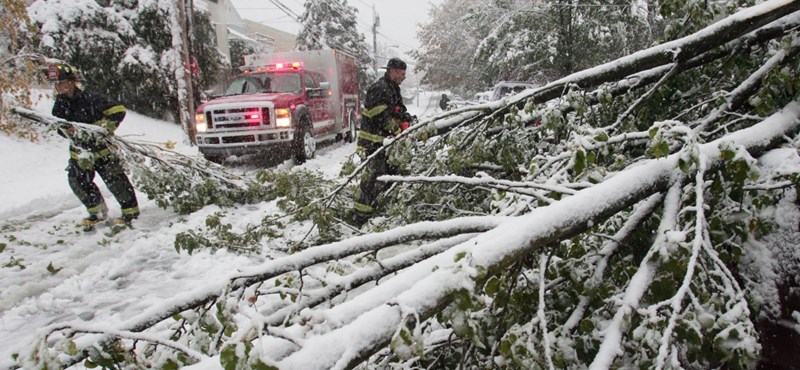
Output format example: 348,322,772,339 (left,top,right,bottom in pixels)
0,89,442,368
